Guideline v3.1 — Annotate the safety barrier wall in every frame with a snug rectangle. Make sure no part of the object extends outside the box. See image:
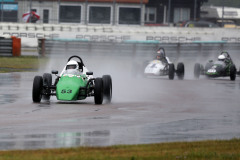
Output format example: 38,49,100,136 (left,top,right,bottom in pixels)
0,36,21,56
1,23,240,45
